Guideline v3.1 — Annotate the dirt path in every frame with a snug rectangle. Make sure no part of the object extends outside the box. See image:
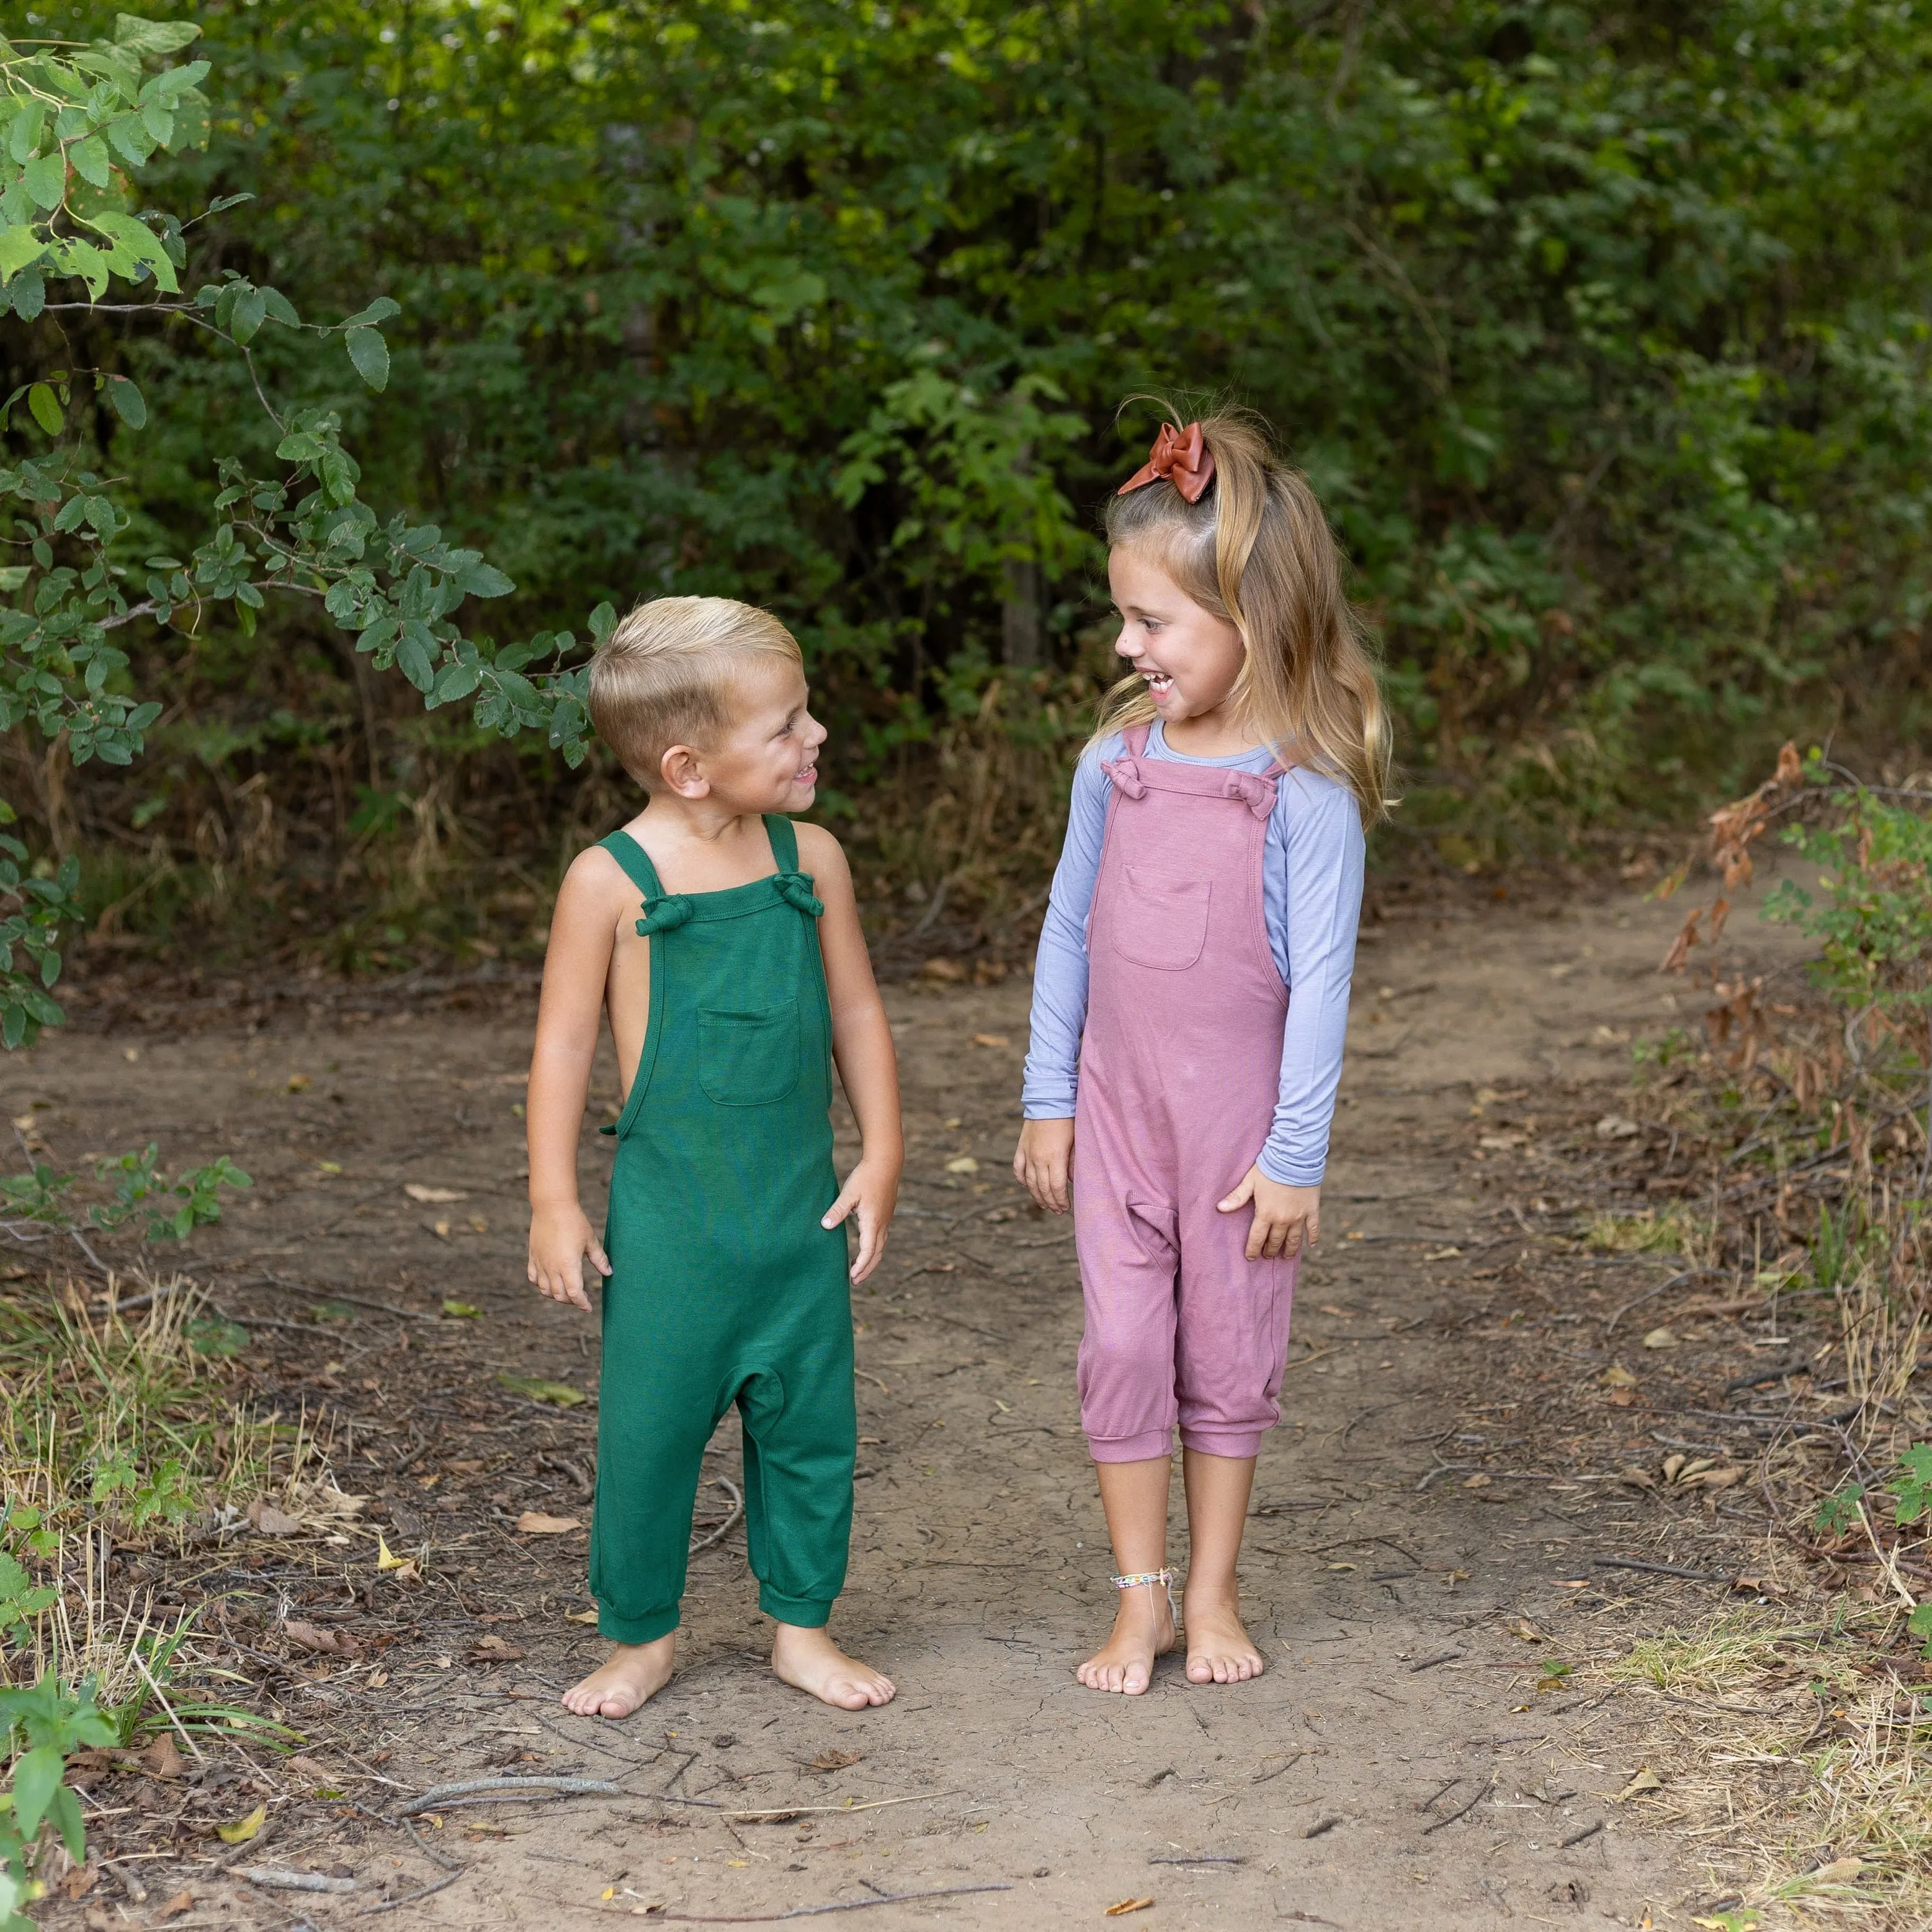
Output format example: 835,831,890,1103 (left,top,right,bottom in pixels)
17,870,1817,1929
